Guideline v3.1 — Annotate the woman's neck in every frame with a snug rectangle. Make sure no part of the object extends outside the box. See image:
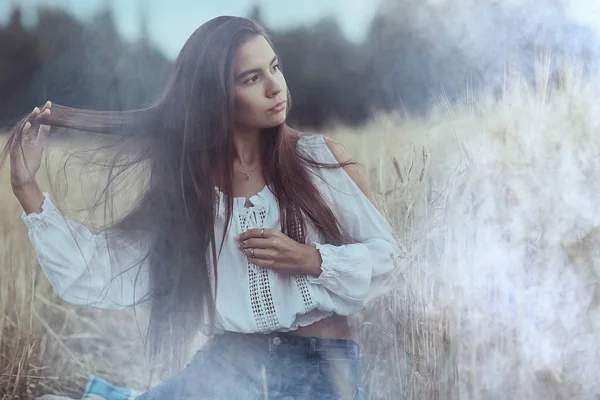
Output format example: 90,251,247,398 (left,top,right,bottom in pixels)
232,128,261,166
